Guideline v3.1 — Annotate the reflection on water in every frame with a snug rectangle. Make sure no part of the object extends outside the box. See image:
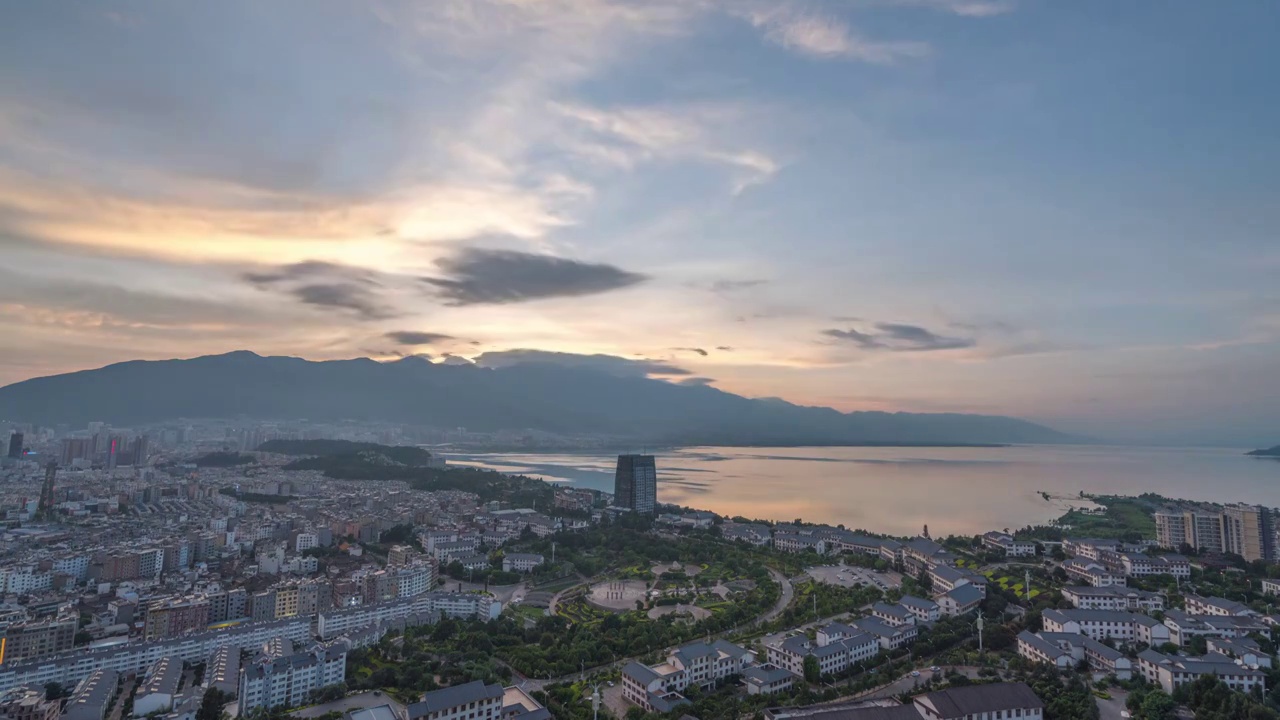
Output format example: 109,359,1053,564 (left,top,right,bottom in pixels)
445,445,1279,537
